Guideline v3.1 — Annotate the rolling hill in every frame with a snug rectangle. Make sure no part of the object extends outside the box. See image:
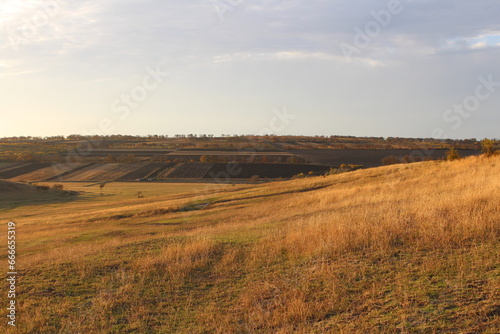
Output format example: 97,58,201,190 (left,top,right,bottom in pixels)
0,179,77,207
1,154,499,333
